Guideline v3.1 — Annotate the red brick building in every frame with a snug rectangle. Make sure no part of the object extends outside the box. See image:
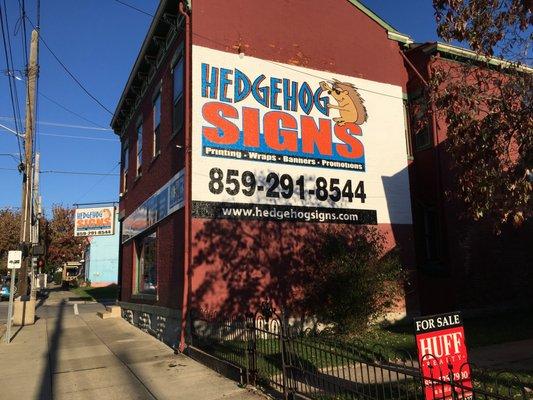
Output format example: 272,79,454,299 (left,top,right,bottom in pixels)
404,43,533,314
111,0,532,349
